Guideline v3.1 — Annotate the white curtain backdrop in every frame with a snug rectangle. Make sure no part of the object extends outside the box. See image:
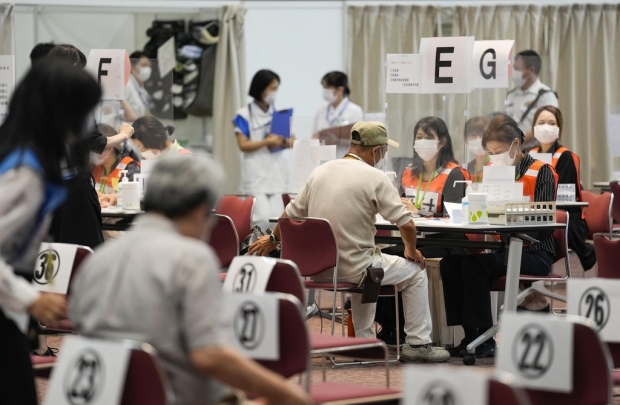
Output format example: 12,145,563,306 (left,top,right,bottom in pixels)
212,4,246,194
0,4,13,55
